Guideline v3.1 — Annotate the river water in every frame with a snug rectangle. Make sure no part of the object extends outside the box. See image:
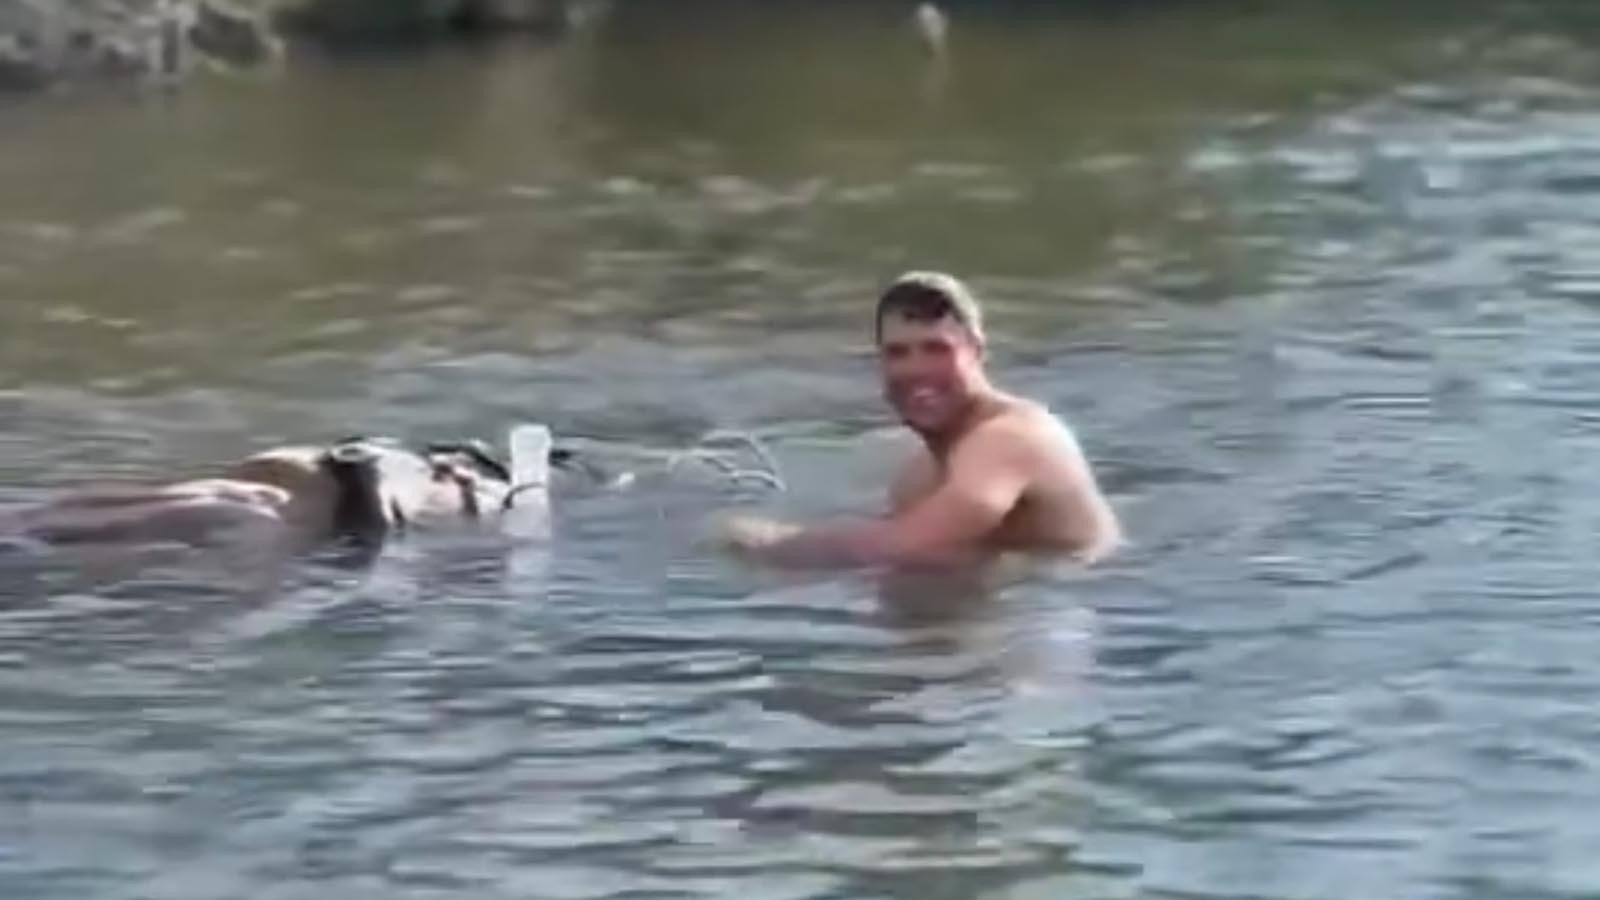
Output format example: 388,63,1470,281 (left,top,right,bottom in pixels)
4,3,1600,898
